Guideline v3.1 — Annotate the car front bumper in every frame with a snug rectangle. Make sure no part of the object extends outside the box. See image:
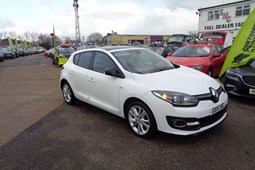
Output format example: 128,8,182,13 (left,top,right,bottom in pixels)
225,74,255,98
142,90,228,135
